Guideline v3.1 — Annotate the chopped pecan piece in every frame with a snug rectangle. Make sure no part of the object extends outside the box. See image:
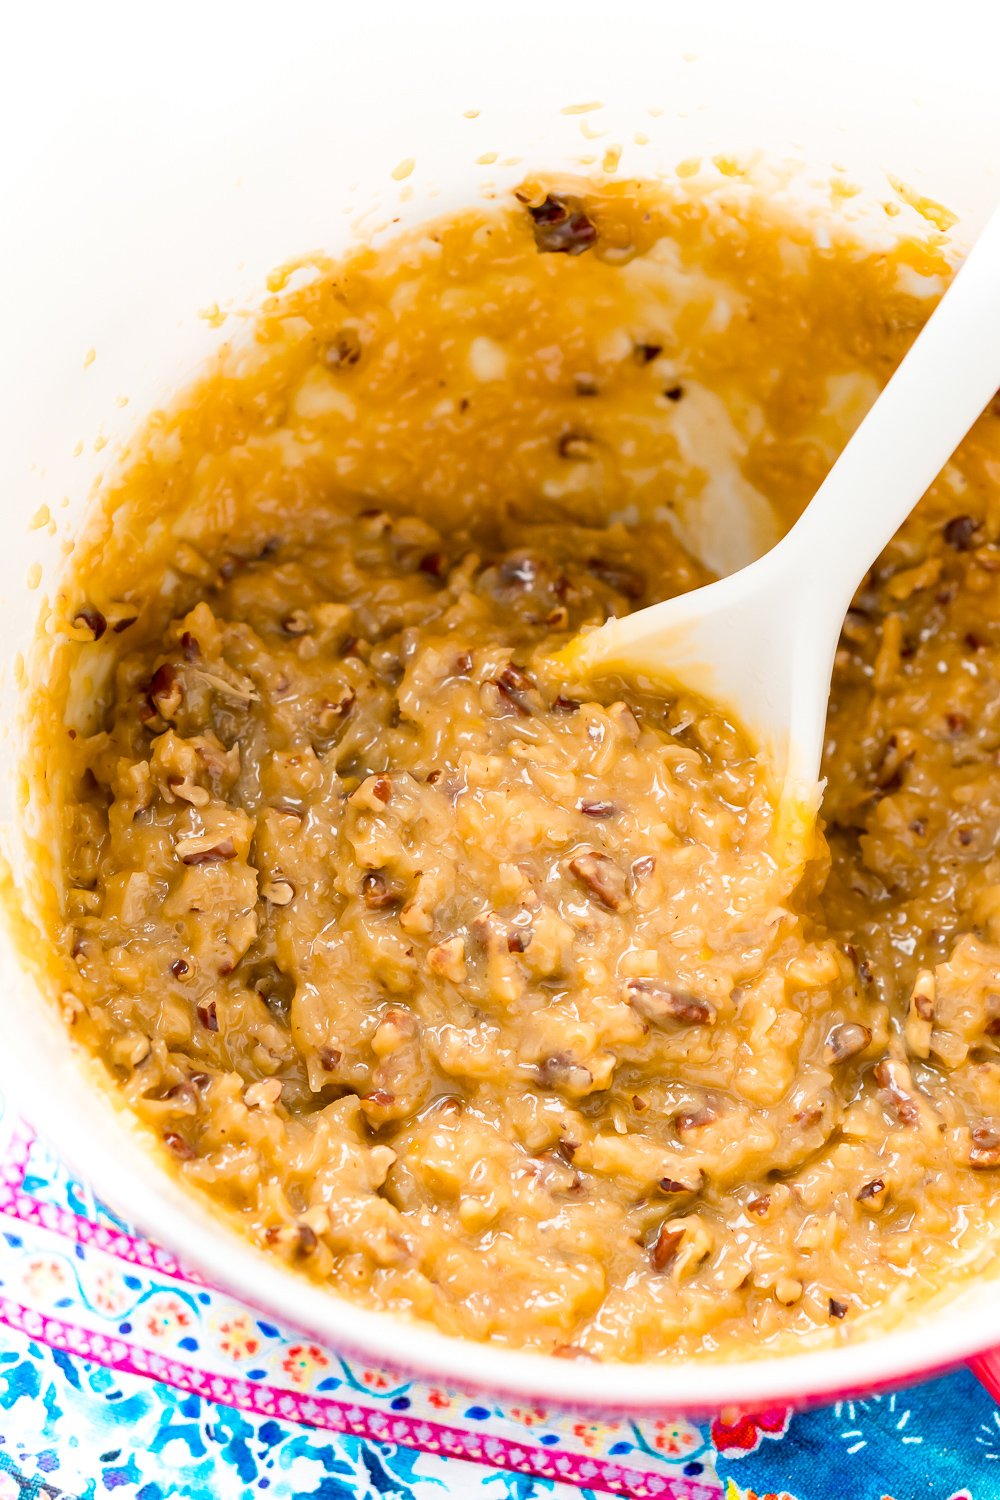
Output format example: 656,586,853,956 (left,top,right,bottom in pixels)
294,1223,318,1254
262,878,295,906
266,1221,319,1257
557,431,594,460
578,798,615,818
73,605,107,640
163,1131,195,1160
166,774,210,808
159,1080,198,1110
794,1102,826,1128
535,1054,594,1097
314,691,356,741
843,943,874,985
470,911,509,956
179,835,237,866
823,1022,872,1065
651,1225,685,1272
371,1008,419,1056
986,993,1000,1038
873,1058,922,1126
969,1121,1000,1168
857,1177,887,1209
943,514,981,551
532,1150,581,1195
321,328,362,367
658,1176,700,1197
527,193,597,255
148,662,182,719
491,662,540,715
247,961,295,1020
418,551,448,579
567,850,627,910
651,1215,712,1276
362,870,404,910
280,609,310,636
626,978,715,1027
360,1087,400,1126
904,969,935,1059
245,1078,283,1109
427,936,467,983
